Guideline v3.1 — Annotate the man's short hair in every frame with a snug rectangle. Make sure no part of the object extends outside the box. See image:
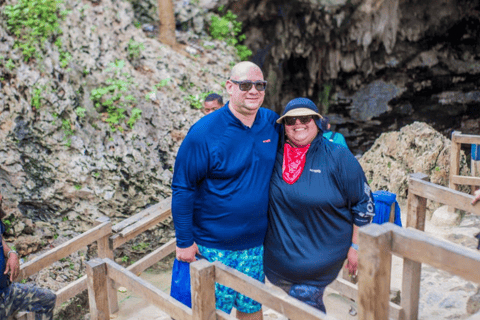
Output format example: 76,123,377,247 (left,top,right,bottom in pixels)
205,93,223,105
